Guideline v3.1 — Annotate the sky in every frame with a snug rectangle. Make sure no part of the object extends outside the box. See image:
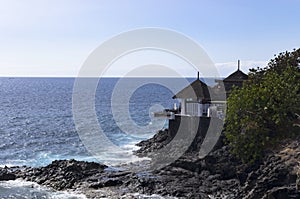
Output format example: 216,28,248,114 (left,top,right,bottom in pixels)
0,0,299,77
